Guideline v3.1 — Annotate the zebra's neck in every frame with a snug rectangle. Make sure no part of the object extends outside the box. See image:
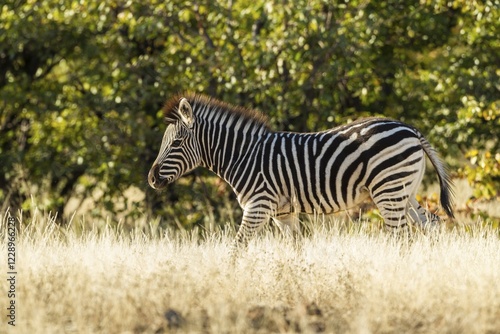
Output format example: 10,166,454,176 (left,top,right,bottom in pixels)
194,104,270,187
